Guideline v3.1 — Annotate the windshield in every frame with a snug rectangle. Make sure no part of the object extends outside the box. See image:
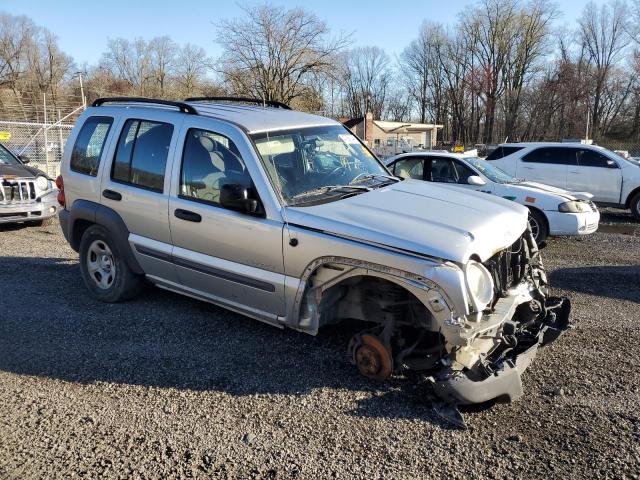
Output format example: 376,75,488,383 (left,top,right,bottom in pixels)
251,125,393,205
465,156,516,184
0,144,20,165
